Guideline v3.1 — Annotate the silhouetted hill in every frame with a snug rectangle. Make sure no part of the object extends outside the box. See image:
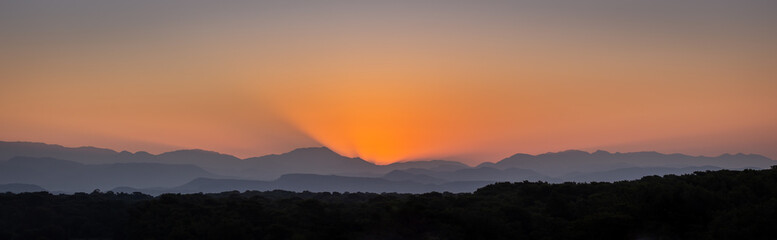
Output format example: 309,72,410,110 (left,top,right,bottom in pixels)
118,174,493,194
241,150,475,180
0,141,123,164
274,174,430,193
7,167,777,239
0,183,46,193
563,165,723,182
241,147,378,179
444,167,551,182
480,150,774,176
383,160,470,172
382,170,448,184
0,142,495,181
155,149,244,176
3,141,775,190
385,167,554,183
168,178,274,194
0,157,216,192
0,141,249,177
116,165,751,194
